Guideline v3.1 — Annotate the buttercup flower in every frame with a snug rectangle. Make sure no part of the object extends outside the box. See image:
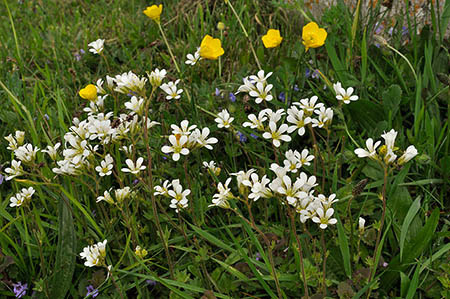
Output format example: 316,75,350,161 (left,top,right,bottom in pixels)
143,4,163,23
262,29,283,48
199,35,224,60
79,84,98,102
302,22,327,52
